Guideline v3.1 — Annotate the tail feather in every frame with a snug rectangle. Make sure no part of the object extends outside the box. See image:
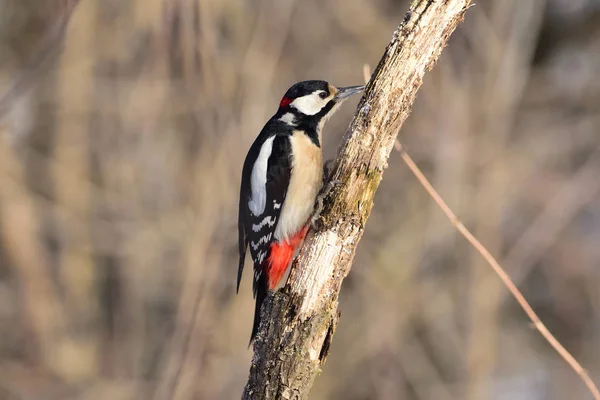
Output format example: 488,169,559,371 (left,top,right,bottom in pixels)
249,225,309,344
237,252,245,294
250,271,268,345
237,207,246,293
